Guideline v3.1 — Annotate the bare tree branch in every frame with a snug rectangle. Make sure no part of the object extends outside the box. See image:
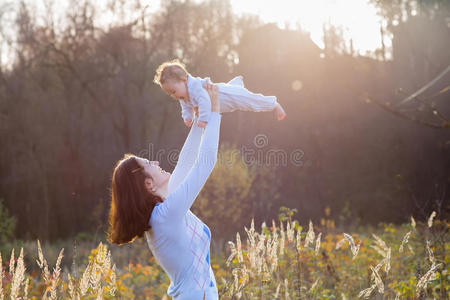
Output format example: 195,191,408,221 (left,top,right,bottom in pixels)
396,64,450,106
364,94,450,129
